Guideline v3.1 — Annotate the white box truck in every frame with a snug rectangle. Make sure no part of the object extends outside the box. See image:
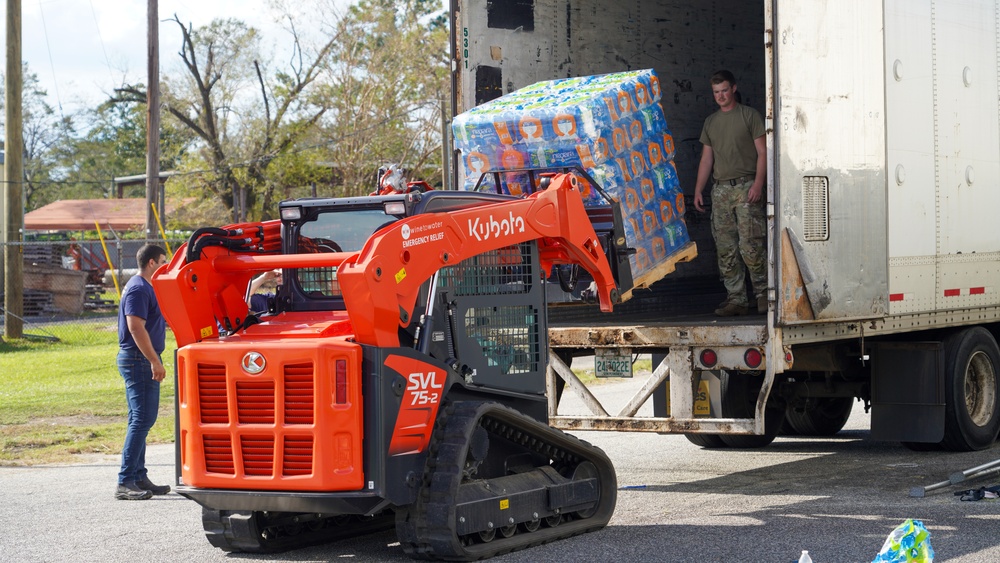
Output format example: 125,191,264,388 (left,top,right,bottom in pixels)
451,0,1000,451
